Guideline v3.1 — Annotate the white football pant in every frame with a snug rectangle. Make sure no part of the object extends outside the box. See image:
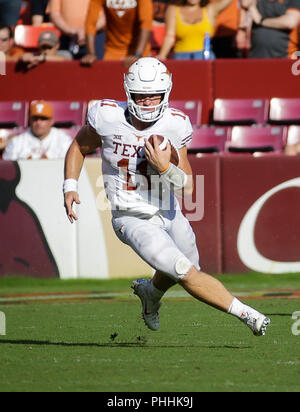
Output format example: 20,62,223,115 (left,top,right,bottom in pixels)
112,207,200,281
